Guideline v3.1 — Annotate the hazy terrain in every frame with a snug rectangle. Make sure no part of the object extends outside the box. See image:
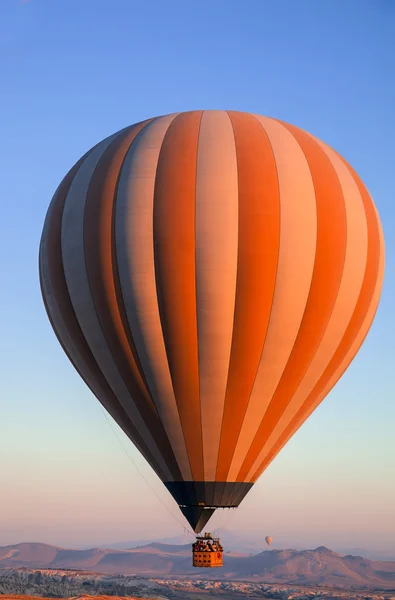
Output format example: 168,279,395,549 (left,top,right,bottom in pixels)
1,542,395,592
102,531,395,562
